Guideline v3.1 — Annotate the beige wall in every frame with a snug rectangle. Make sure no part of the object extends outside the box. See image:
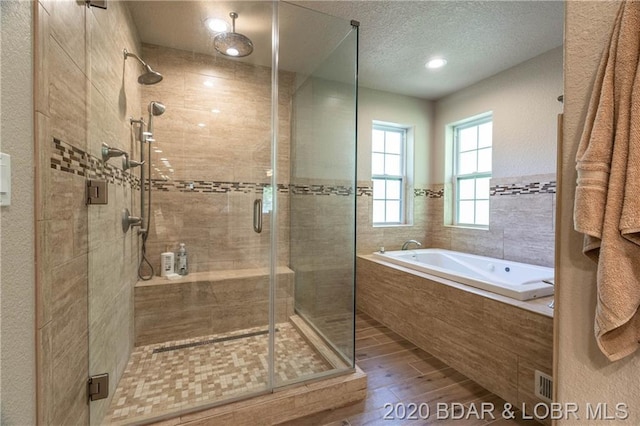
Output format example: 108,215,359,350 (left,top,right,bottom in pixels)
356,87,433,253
358,87,433,186
0,1,36,424
35,1,142,424
139,44,293,274
422,46,562,266
557,1,640,423
432,47,563,182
